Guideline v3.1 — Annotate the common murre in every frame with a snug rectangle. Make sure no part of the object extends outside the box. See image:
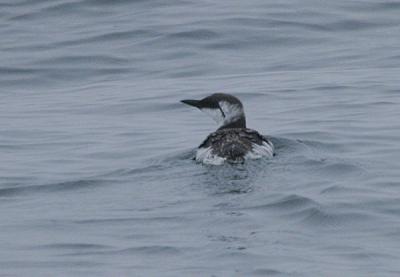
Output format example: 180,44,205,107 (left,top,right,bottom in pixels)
181,93,274,165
